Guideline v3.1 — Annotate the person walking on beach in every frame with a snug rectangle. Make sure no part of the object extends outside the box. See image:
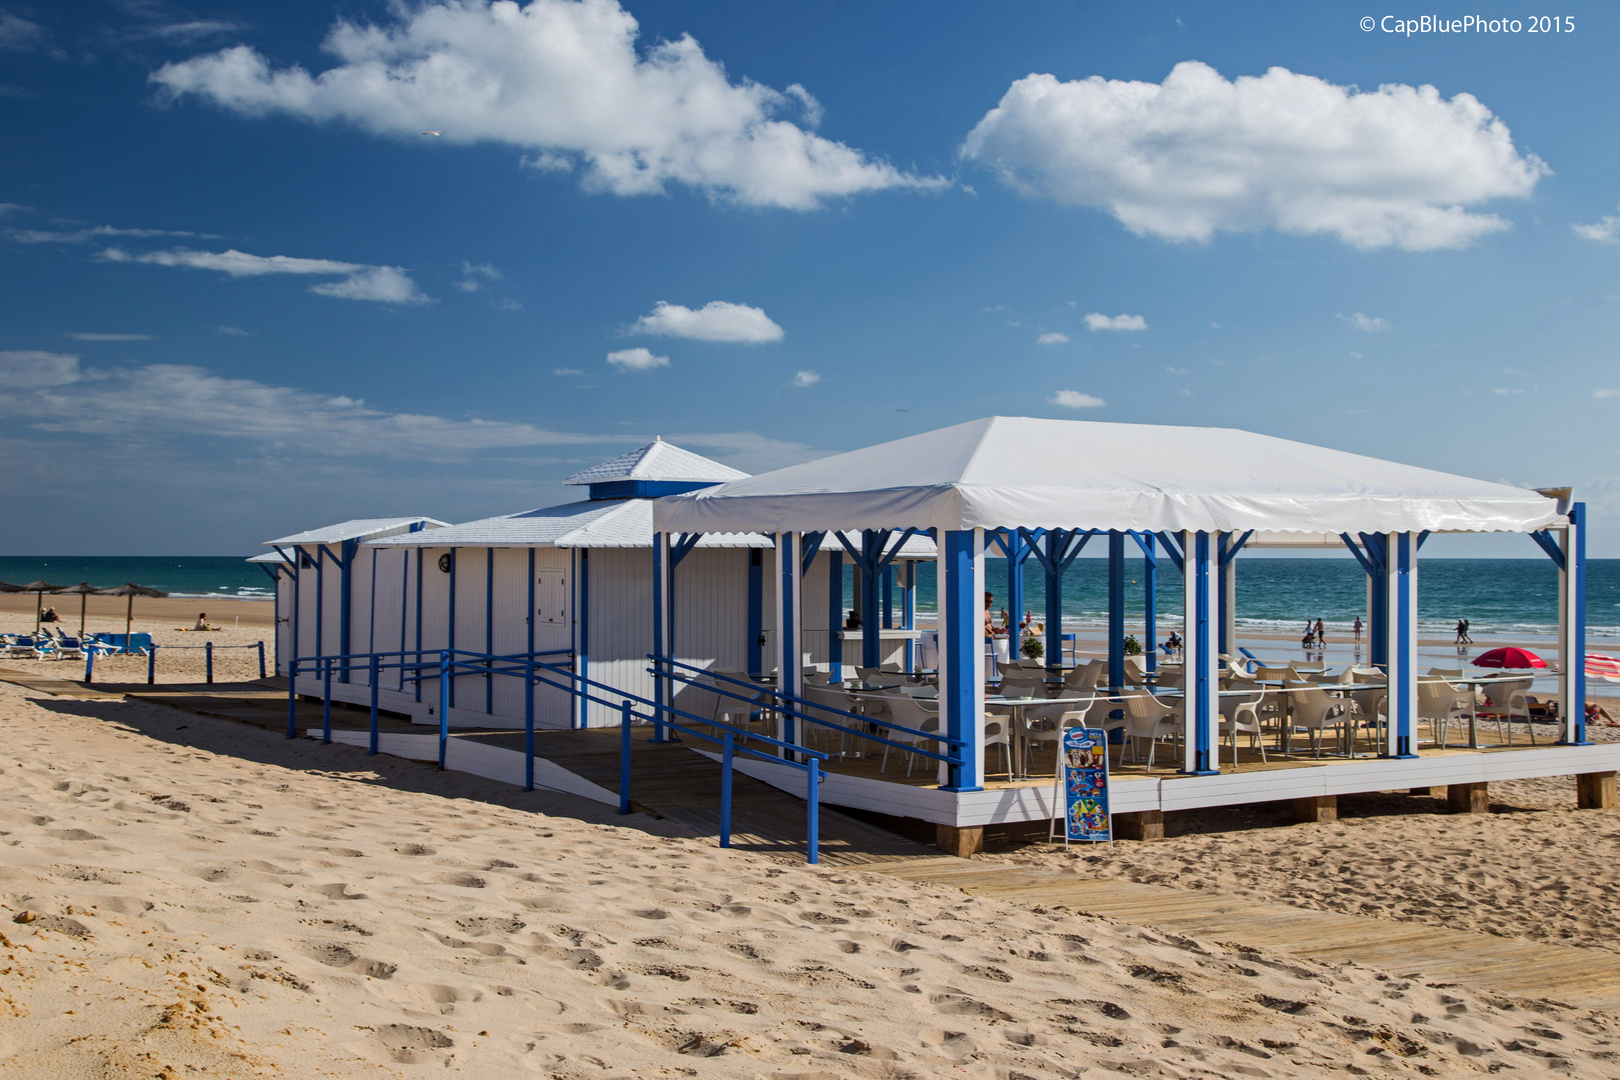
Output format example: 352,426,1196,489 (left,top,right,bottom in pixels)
1455,619,1472,646
1353,615,1362,644
1314,618,1326,647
